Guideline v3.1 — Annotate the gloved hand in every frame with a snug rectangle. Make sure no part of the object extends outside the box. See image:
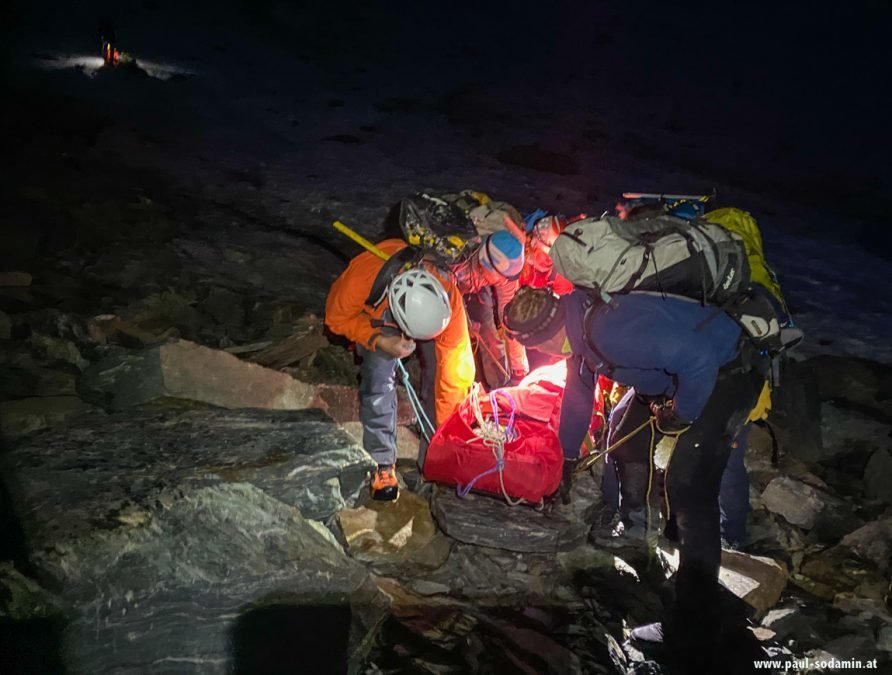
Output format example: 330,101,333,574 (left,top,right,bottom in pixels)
376,335,416,359
649,400,692,435
558,457,579,505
